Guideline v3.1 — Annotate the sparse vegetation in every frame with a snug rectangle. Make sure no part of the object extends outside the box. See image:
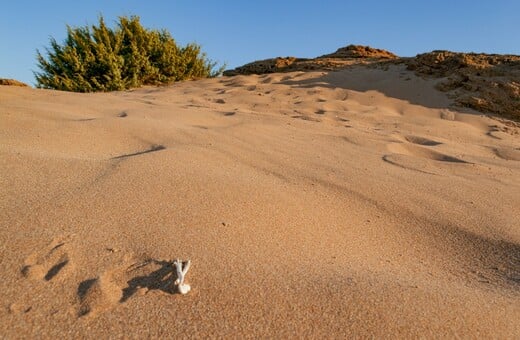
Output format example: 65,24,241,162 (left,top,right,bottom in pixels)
35,16,224,92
